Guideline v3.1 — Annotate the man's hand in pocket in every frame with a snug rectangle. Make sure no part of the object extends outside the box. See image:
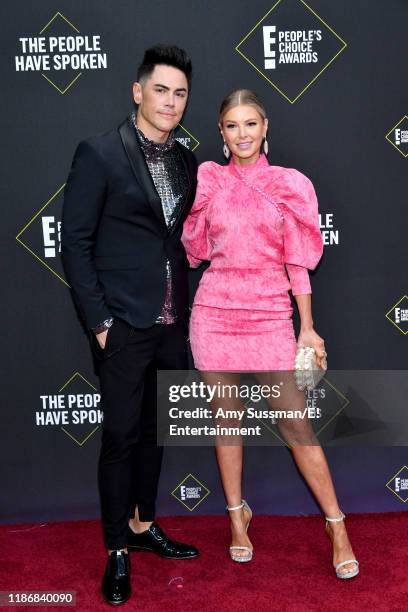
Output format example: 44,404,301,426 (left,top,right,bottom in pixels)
96,329,108,349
